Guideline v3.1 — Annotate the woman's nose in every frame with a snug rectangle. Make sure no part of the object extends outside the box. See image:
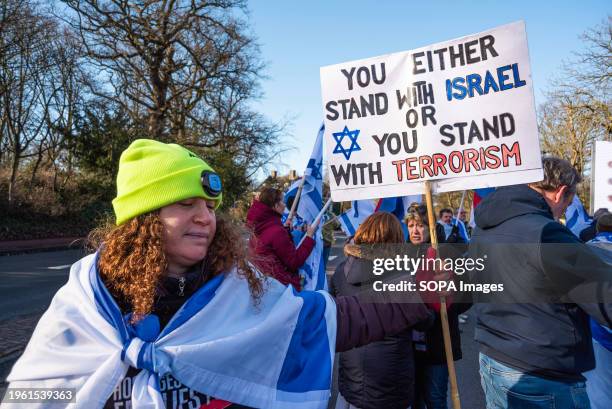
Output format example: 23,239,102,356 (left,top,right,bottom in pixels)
194,201,214,224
